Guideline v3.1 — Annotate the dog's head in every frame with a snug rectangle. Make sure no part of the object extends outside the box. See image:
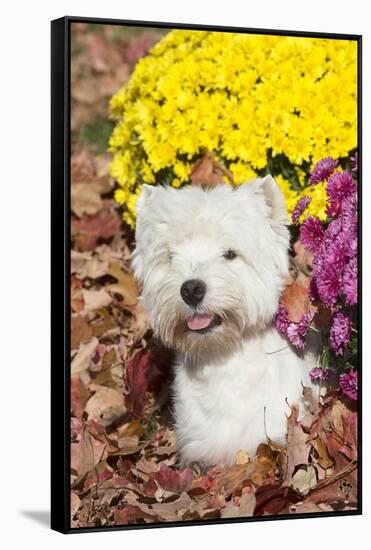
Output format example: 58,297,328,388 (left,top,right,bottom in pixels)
133,177,290,363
